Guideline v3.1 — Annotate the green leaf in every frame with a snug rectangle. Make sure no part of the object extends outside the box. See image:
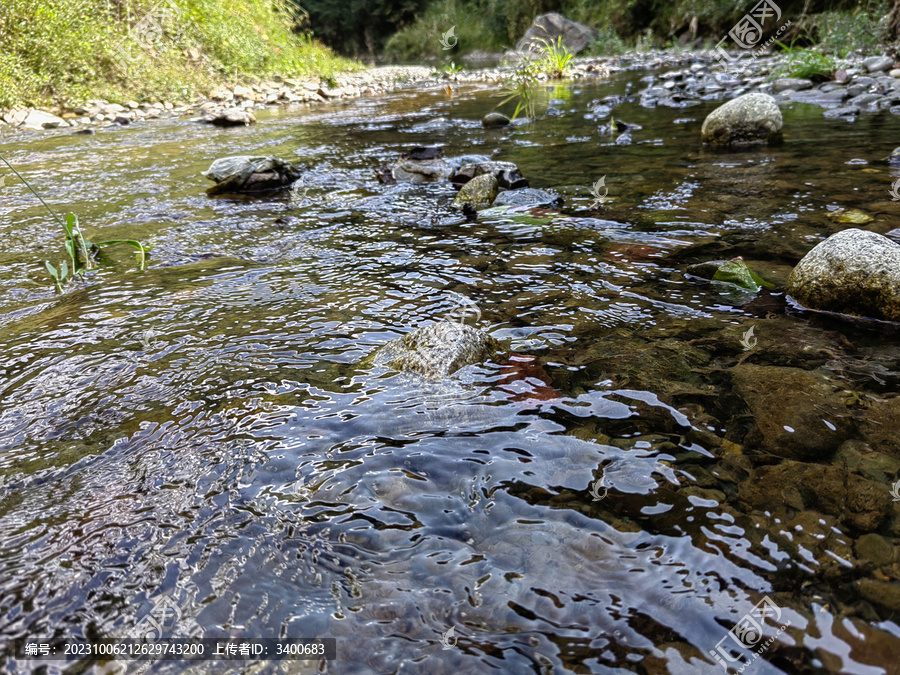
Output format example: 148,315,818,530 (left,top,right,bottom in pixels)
93,239,150,271
60,260,68,280
712,259,774,291
45,261,59,279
